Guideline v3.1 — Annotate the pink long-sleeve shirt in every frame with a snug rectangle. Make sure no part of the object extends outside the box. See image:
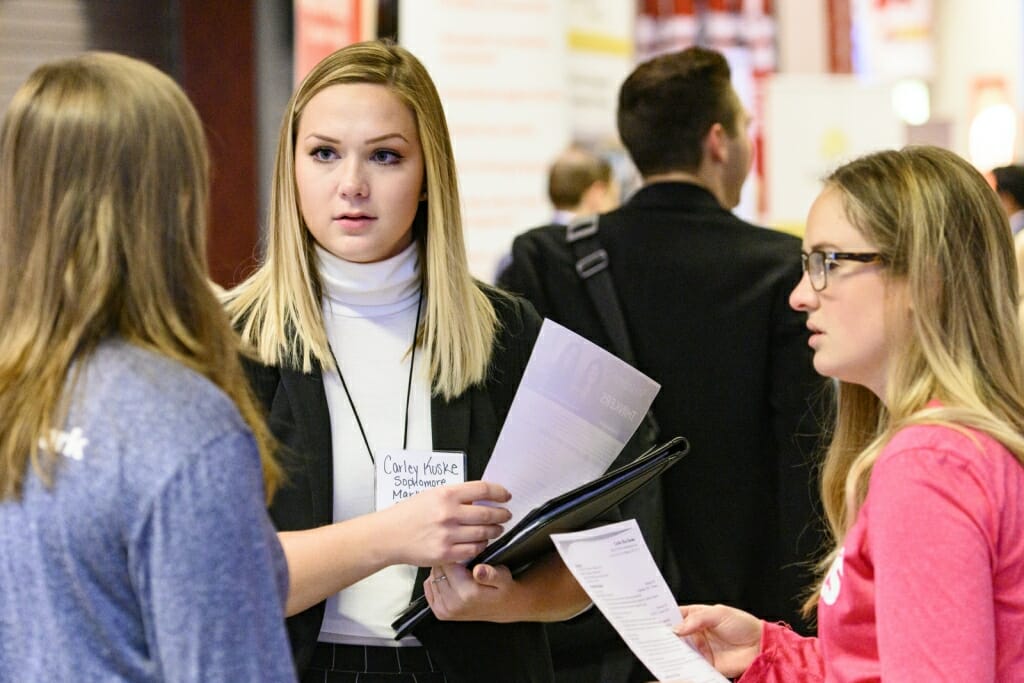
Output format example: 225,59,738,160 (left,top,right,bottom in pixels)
740,422,1024,682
